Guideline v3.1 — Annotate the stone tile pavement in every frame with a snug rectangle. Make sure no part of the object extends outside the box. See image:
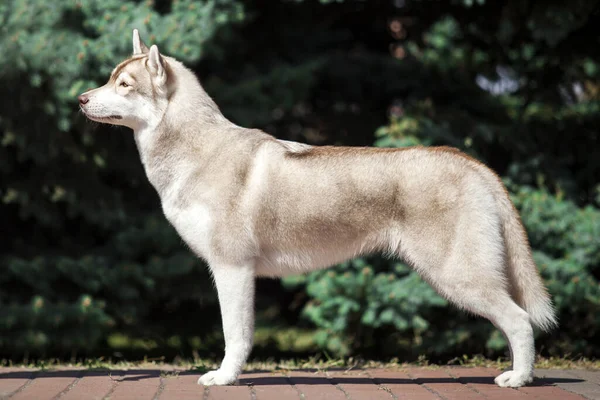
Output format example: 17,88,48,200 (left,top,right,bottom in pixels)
0,366,598,399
